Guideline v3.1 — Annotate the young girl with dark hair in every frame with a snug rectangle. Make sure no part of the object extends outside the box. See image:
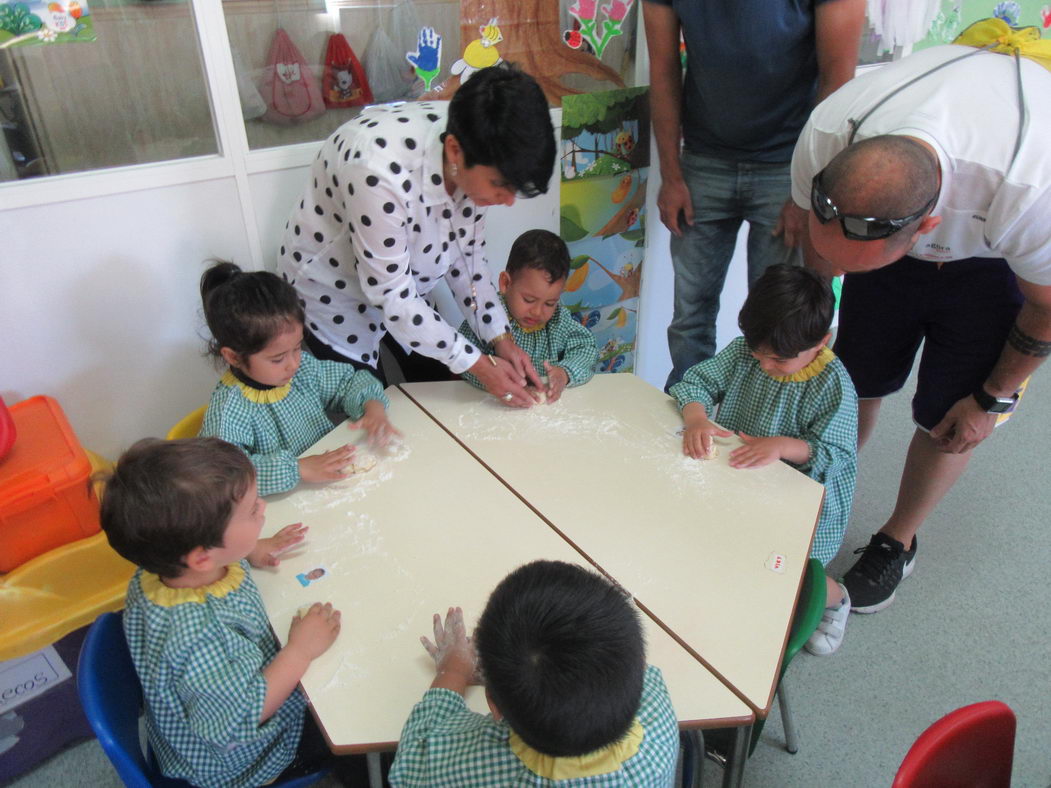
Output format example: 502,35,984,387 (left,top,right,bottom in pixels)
199,261,397,496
